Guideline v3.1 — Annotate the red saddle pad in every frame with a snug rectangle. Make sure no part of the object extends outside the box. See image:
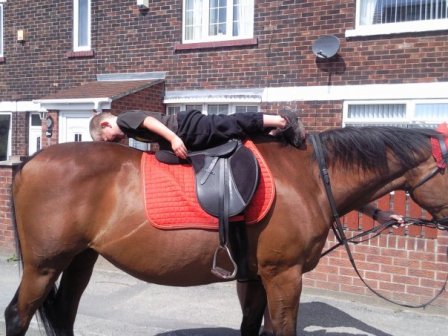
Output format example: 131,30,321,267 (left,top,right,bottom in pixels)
141,140,275,230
